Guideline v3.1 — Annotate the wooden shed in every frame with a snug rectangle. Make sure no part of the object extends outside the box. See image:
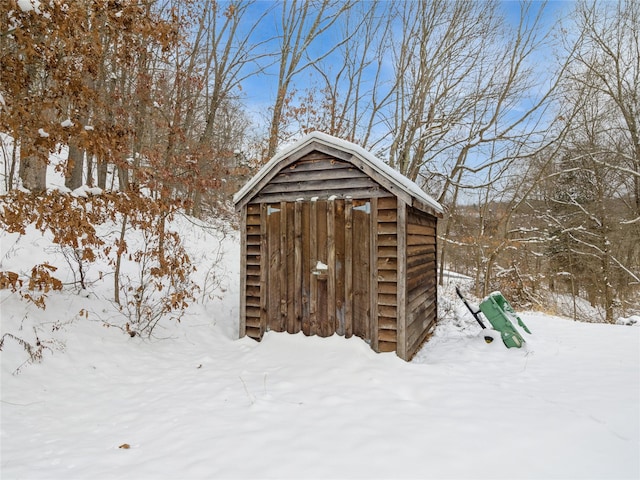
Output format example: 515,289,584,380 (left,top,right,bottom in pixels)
233,132,444,360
